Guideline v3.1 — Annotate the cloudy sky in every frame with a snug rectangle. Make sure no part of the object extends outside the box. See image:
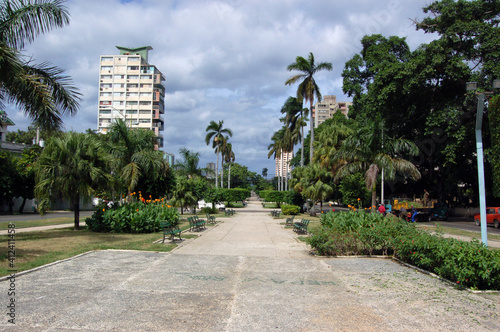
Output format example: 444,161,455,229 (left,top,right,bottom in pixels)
7,0,438,175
